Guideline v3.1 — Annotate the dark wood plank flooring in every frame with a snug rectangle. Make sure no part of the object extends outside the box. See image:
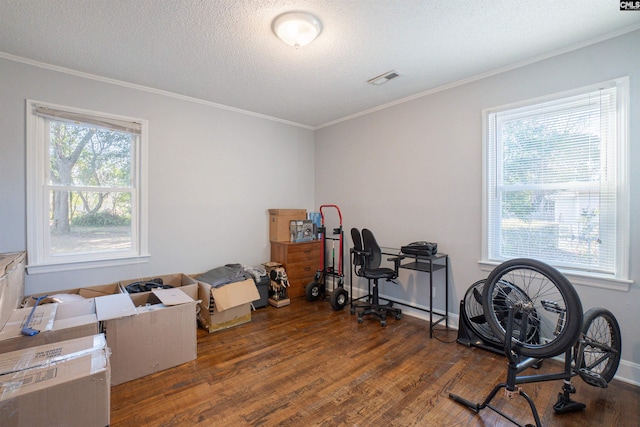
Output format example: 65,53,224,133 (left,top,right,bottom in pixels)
111,297,639,426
